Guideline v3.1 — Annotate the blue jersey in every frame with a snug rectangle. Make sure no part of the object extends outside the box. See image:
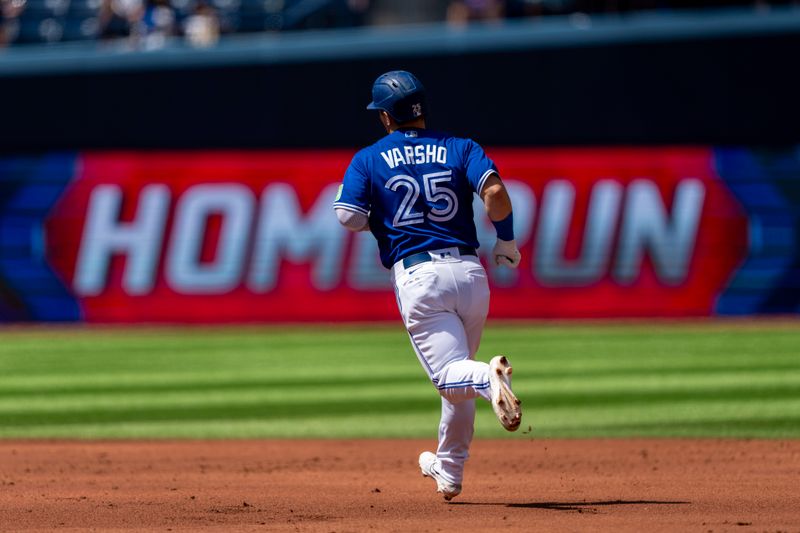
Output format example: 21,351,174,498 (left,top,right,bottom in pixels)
334,128,498,268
